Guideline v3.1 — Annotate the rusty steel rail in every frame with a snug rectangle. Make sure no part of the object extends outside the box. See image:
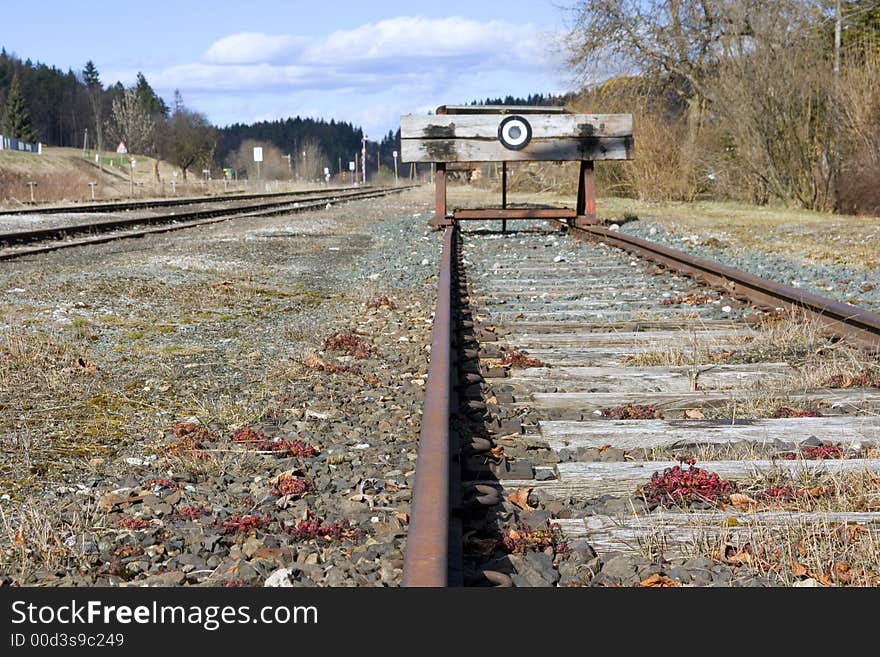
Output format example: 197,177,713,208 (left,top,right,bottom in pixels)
0,186,414,261
0,183,377,216
568,224,880,351
403,226,456,586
